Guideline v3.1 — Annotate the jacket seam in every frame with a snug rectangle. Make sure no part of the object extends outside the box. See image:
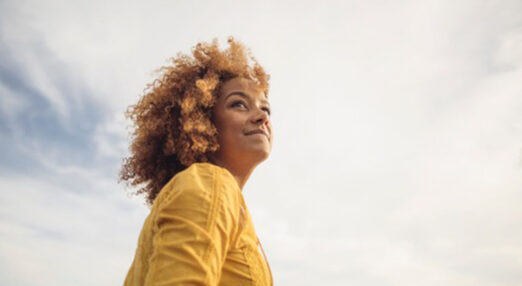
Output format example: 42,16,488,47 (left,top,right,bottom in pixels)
202,166,220,262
